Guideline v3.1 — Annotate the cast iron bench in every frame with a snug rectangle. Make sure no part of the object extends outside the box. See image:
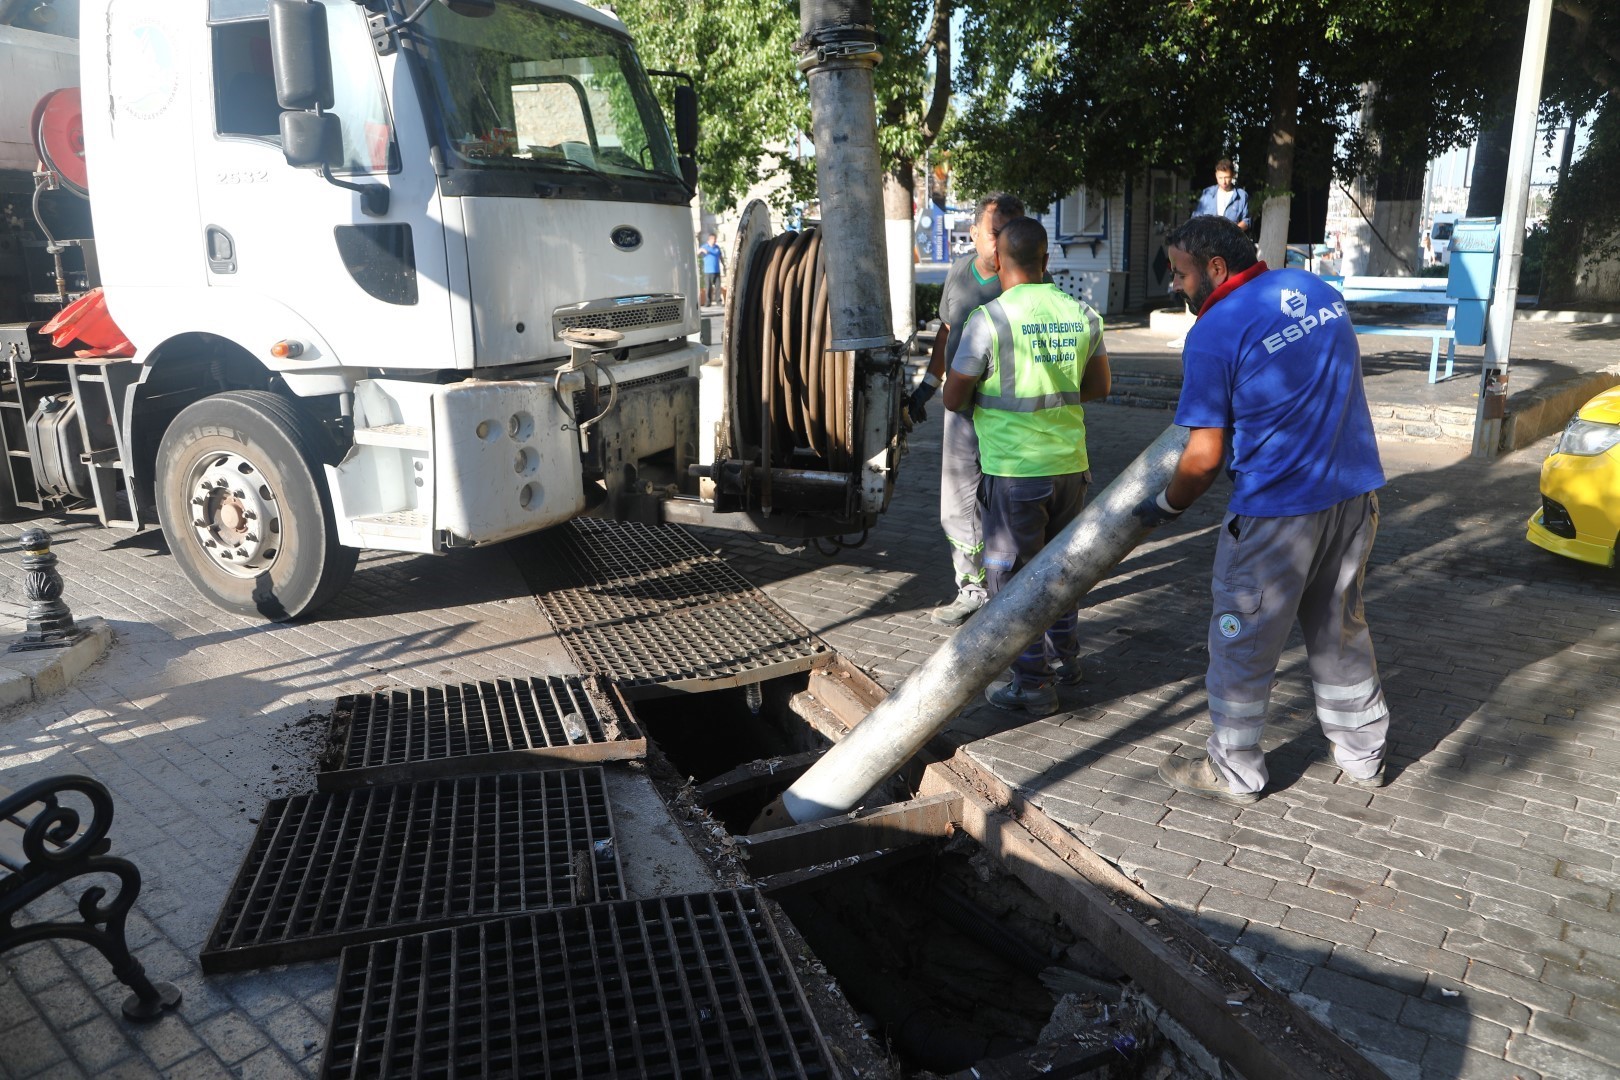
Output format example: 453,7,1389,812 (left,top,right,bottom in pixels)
1331,275,1459,383
0,774,181,1021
